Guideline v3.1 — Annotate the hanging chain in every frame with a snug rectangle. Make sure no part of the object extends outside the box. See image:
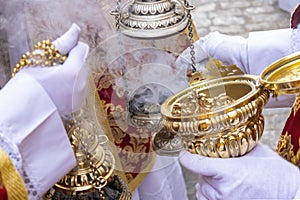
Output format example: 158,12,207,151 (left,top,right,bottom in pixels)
77,130,106,199
184,0,197,73
111,0,121,30
115,0,121,31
